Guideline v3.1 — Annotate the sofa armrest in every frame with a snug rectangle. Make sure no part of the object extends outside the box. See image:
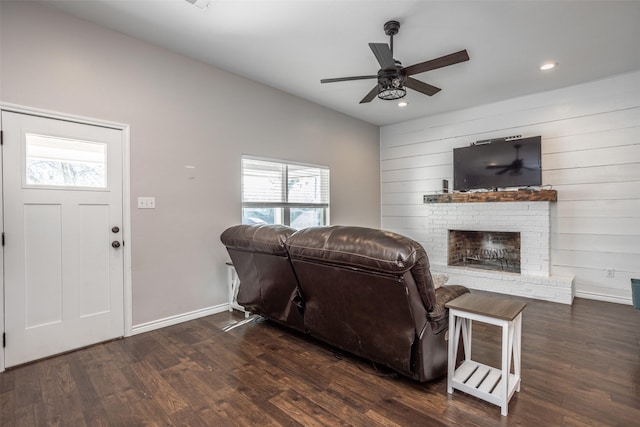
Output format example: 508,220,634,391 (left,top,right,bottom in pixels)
427,285,470,334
